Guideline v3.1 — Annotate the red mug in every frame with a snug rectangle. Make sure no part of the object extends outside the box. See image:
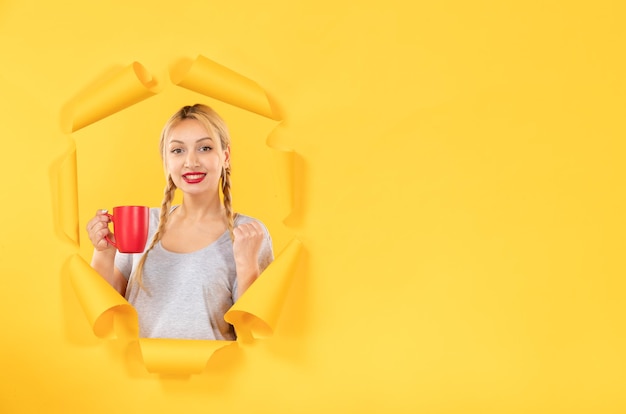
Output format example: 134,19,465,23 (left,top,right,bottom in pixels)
104,206,149,253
